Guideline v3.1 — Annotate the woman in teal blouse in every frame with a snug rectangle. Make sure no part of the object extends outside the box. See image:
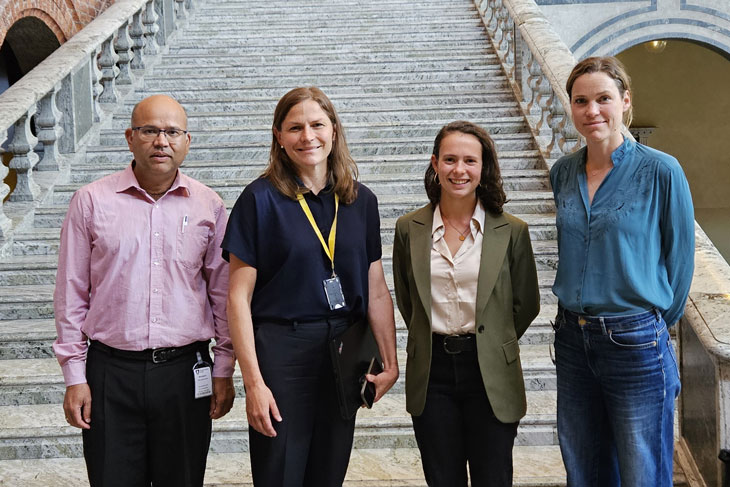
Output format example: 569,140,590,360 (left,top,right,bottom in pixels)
550,56,694,486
